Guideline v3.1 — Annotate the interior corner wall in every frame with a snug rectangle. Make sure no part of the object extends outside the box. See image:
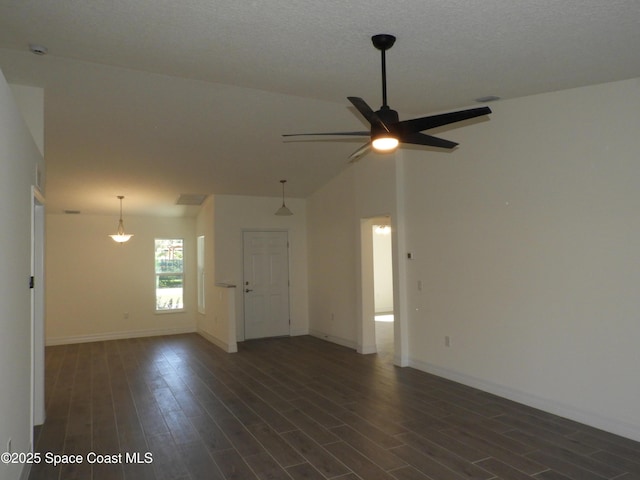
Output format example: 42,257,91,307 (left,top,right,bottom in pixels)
212,194,309,341
0,71,44,480
9,84,44,157
46,214,197,345
195,195,238,352
307,168,358,347
403,78,640,441
307,155,397,349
